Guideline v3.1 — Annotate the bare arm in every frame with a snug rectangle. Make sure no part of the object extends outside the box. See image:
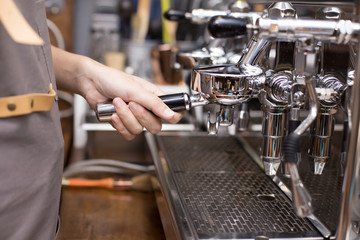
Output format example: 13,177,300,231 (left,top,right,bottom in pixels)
51,46,182,140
